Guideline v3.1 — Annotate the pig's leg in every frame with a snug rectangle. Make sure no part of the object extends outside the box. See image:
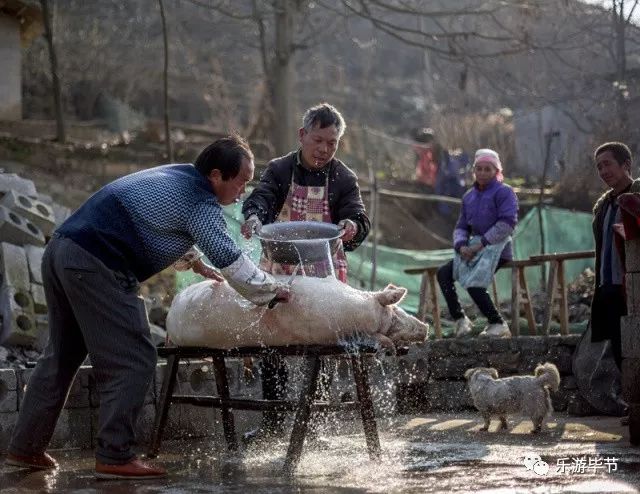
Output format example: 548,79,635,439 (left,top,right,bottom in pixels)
371,333,395,352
